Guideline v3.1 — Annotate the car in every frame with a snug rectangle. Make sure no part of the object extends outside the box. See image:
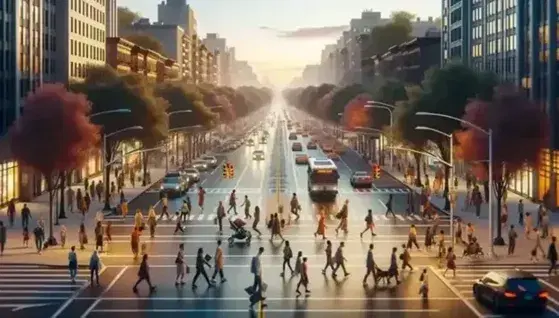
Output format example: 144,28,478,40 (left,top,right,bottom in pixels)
183,168,200,182
252,150,265,160
191,159,209,171
292,142,303,151
350,171,373,187
160,172,188,197
473,270,548,313
326,152,340,160
247,138,255,146
200,155,218,168
263,130,270,136
322,143,334,152
295,154,309,164
307,141,318,150
260,137,267,144
302,132,309,137
289,133,298,140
